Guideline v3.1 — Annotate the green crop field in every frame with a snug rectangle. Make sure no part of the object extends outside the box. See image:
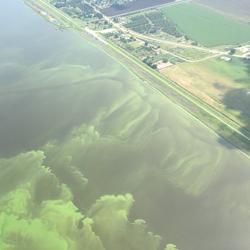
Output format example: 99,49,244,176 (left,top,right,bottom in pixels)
162,2,250,47
201,58,250,86
196,0,250,21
